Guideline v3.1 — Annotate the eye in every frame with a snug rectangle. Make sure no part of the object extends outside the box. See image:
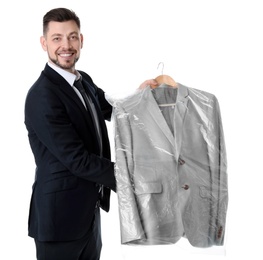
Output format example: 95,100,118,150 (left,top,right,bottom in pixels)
70,35,78,40
53,37,61,42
